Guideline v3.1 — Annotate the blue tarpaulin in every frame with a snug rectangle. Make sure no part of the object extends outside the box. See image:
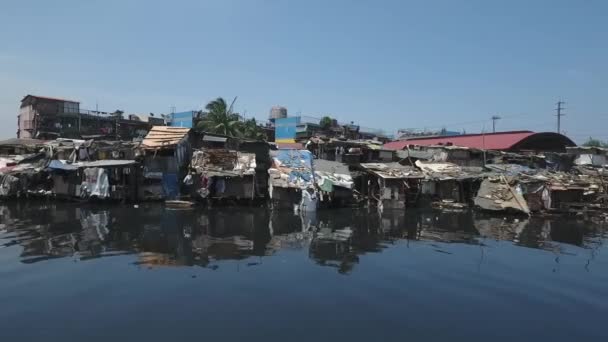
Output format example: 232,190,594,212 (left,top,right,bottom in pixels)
47,160,79,171
274,149,313,169
271,149,315,188
162,173,179,199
